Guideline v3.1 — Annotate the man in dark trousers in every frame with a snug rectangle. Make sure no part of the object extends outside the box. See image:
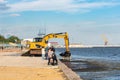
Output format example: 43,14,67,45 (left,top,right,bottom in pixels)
50,46,57,65
52,52,58,65
1,46,4,51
